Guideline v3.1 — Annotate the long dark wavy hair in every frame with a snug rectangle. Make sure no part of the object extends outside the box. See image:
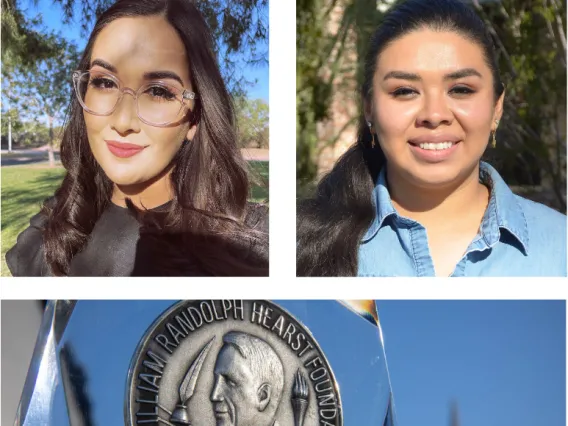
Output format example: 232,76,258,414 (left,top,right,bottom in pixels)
297,0,505,276
42,0,268,276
